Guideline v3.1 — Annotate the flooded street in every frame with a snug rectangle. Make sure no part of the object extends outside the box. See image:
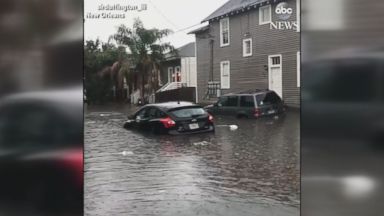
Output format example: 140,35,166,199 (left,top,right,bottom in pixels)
85,105,300,216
